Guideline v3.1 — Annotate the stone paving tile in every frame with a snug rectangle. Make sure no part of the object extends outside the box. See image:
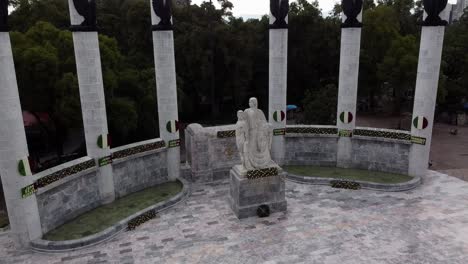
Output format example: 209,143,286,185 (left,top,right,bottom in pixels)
1,171,468,263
